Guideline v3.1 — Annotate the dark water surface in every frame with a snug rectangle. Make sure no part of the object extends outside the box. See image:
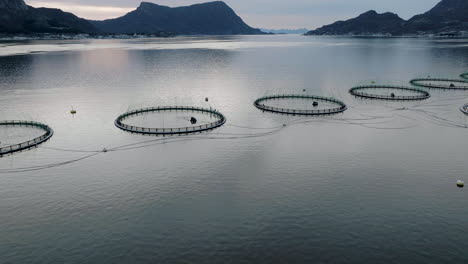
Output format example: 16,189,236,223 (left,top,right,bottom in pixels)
1,35,468,263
